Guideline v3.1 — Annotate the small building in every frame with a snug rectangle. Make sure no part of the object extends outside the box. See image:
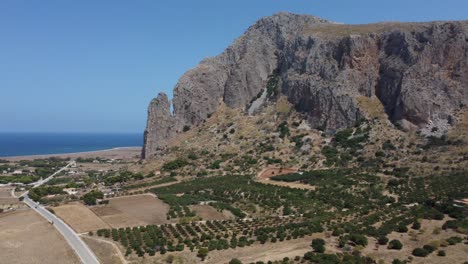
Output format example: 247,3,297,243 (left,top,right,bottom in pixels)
101,188,114,196
12,170,23,175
